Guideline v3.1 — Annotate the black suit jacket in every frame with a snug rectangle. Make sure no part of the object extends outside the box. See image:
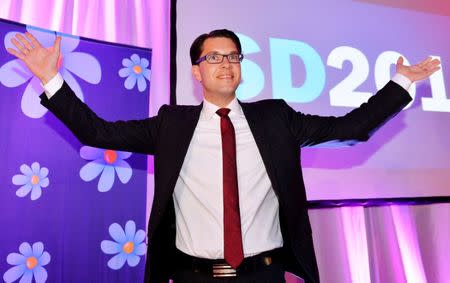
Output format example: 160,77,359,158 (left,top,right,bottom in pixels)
40,81,411,283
